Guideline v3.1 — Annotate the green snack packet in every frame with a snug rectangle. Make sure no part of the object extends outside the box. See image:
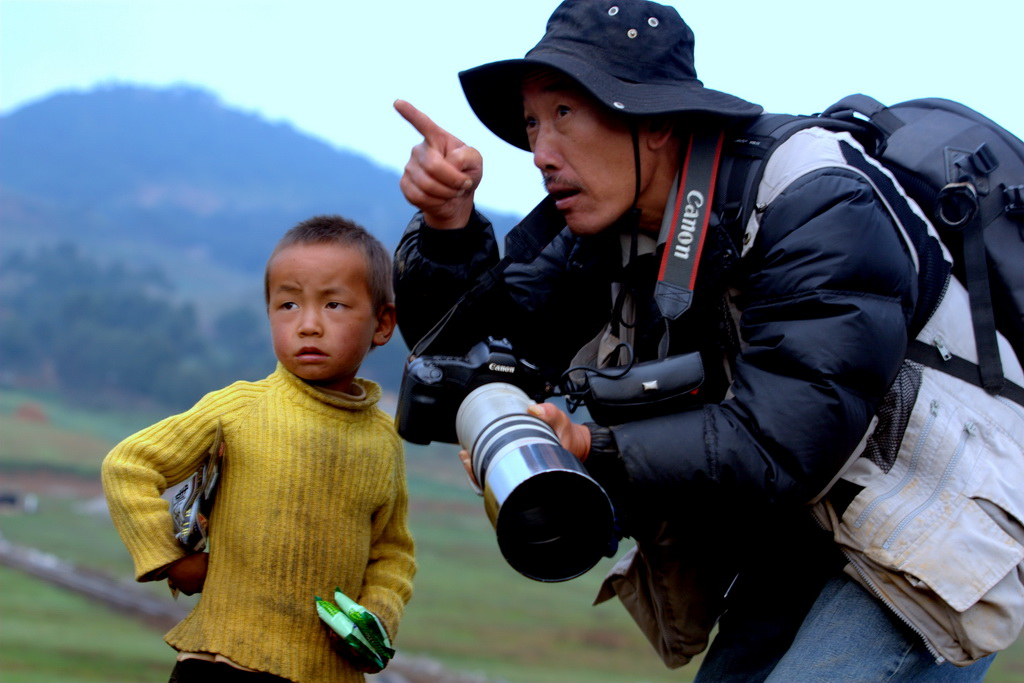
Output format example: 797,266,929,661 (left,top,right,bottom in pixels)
314,597,384,669
333,587,396,660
